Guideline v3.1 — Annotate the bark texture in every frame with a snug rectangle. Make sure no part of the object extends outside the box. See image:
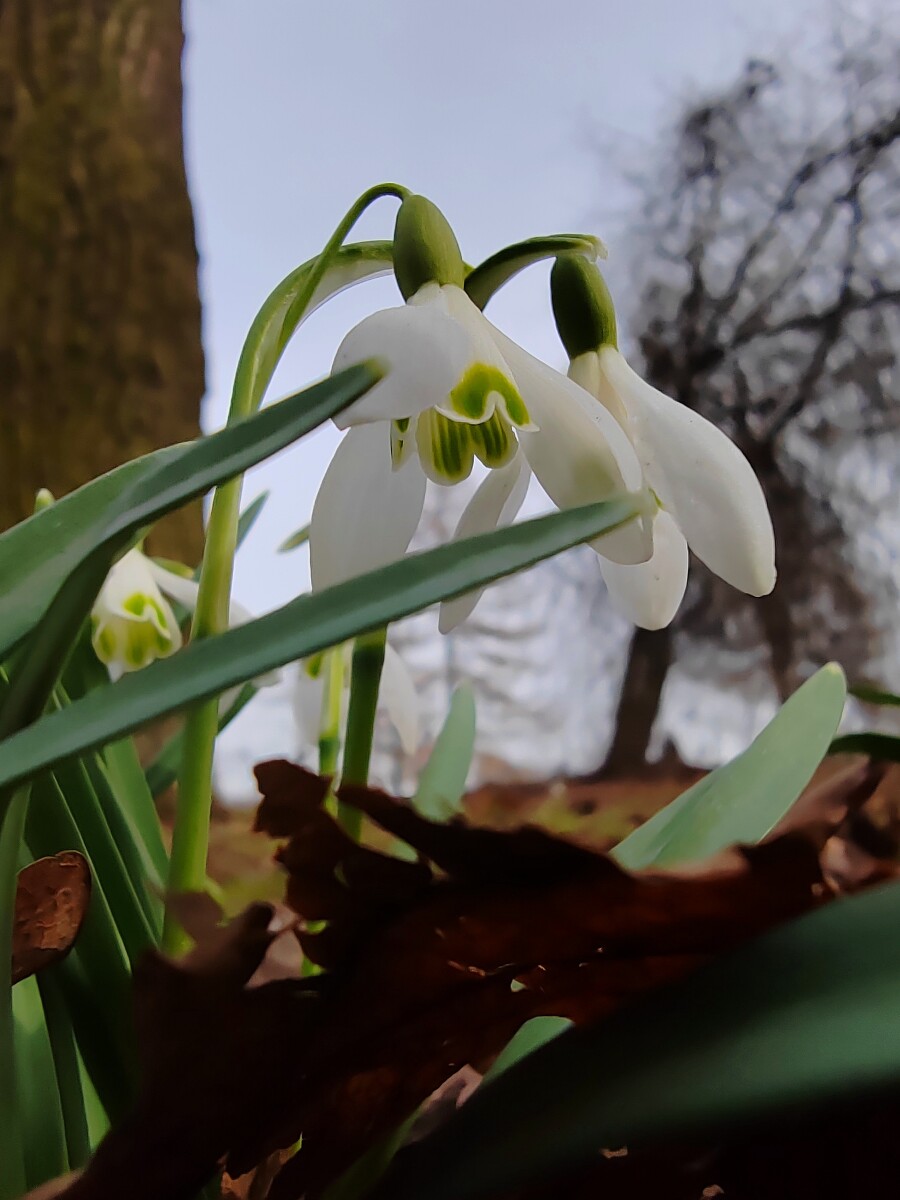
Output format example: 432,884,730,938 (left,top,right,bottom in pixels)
0,0,204,558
